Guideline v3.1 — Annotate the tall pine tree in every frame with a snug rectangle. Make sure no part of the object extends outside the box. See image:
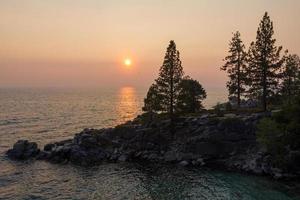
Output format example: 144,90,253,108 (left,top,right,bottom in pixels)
280,54,300,101
155,40,184,120
247,12,285,111
221,31,247,107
